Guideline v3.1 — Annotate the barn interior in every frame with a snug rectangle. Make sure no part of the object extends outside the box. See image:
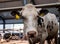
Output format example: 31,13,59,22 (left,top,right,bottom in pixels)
0,0,60,44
